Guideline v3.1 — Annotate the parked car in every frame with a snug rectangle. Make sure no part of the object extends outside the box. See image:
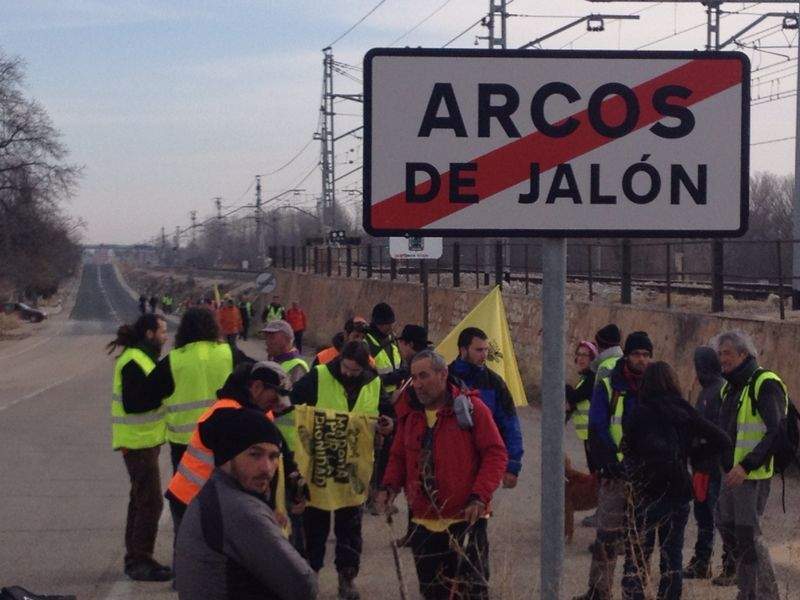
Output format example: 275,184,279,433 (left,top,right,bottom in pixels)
2,302,47,323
